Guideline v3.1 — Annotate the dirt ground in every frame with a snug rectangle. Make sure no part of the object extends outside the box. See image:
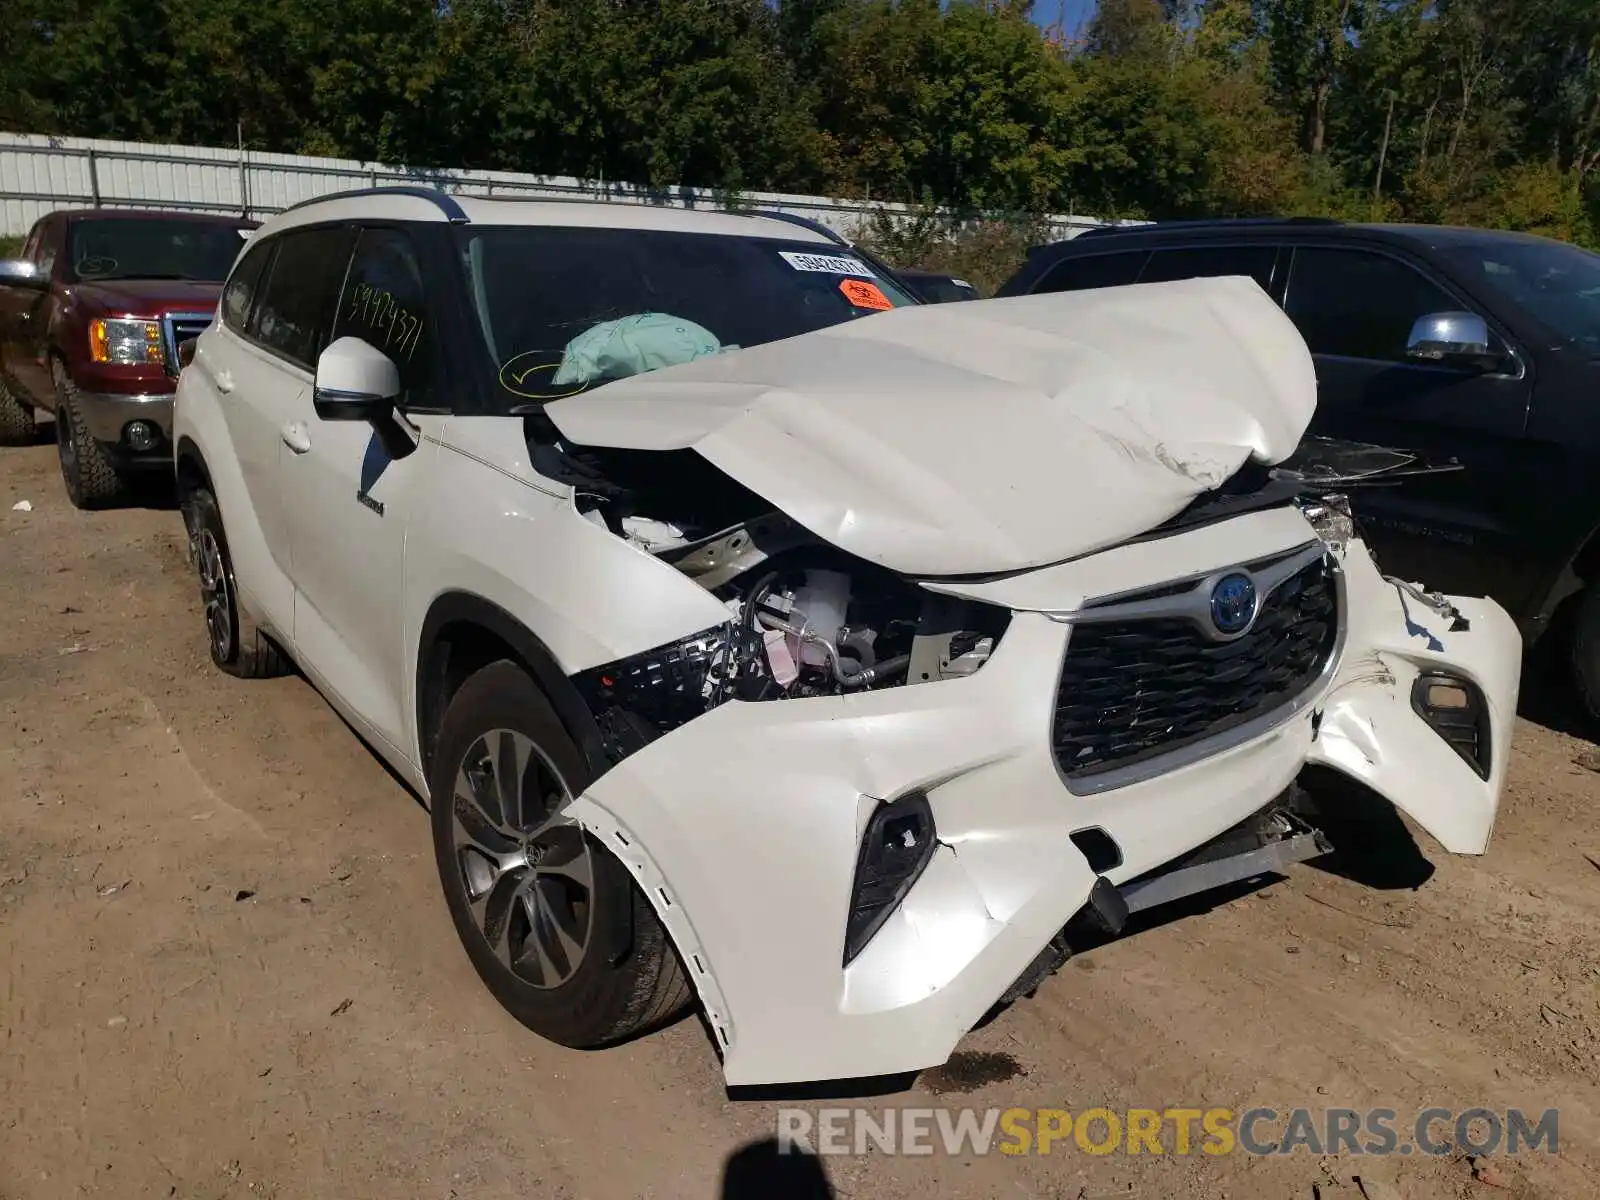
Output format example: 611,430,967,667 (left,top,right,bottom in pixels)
4,430,1600,1200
